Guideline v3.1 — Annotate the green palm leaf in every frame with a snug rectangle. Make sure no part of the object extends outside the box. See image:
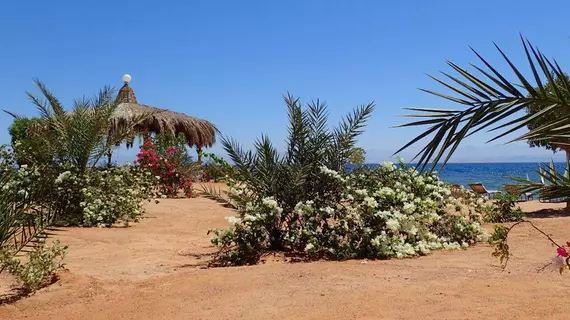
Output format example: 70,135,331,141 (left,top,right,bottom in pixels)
396,37,569,170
